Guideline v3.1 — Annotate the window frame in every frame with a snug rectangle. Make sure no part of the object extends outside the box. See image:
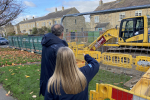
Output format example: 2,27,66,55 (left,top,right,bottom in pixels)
135,10,142,16
66,29,68,32
37,23,39,27
94,16,99,23
75,19,76,24
49,22,51,26
119,12,125,21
